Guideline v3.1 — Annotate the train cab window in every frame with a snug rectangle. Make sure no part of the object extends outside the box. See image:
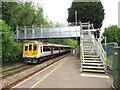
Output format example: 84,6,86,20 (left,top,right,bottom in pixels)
43,46,51,52
33,45,37,51
29,44,32,51
24,45,28,51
